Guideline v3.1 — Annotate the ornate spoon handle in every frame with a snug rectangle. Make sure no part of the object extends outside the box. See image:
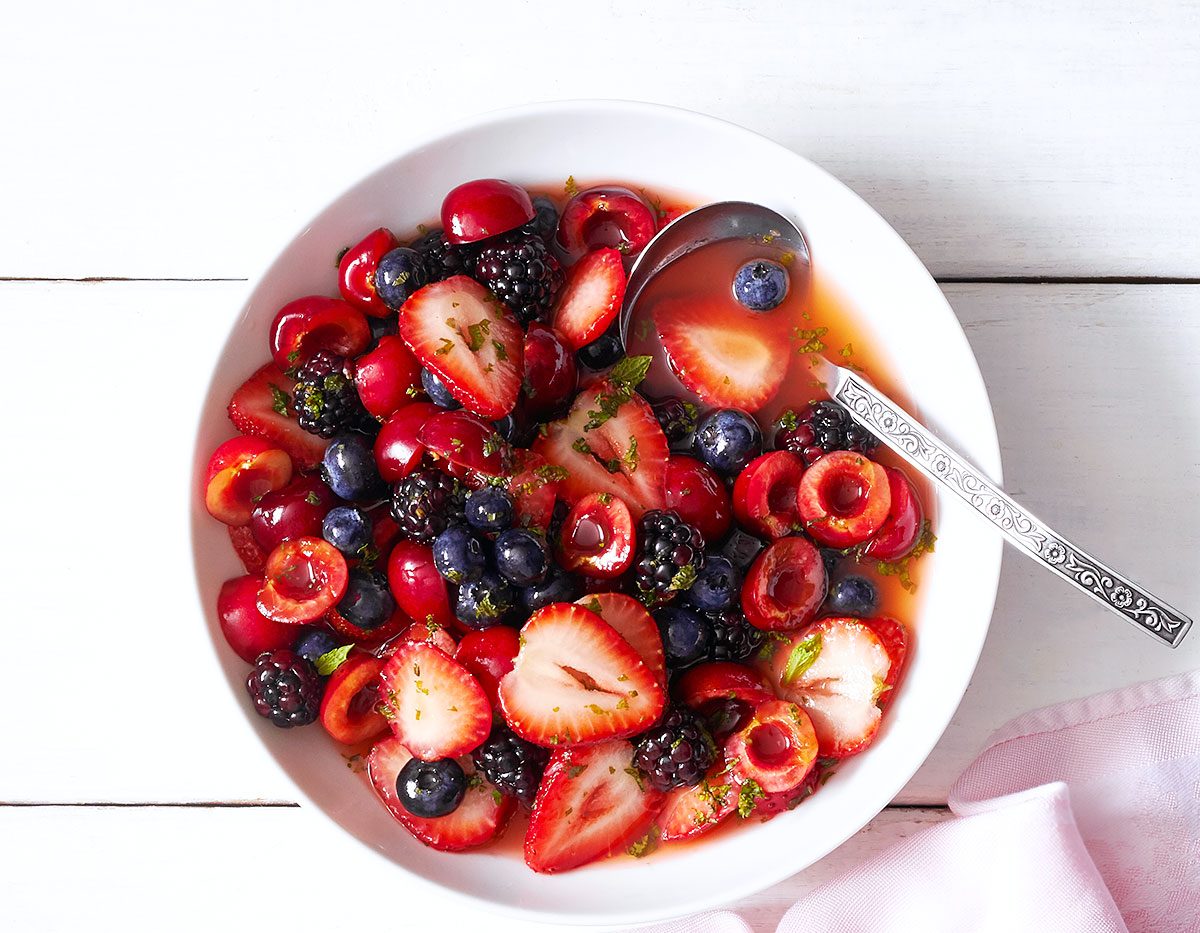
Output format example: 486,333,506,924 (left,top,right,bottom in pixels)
821,362,1192,648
